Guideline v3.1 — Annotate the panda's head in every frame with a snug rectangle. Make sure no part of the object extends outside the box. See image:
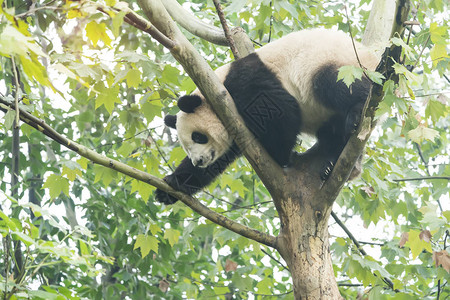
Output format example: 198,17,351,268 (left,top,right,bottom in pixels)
164,95,232,168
